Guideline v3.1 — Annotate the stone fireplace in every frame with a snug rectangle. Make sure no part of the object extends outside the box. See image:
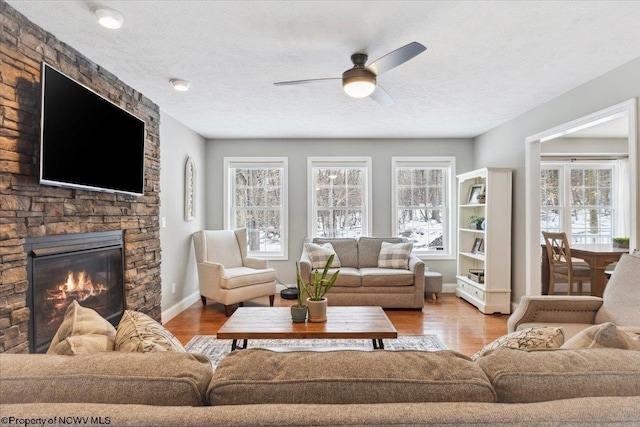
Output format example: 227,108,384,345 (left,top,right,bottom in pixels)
1,3,162,353
25,231,126,353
